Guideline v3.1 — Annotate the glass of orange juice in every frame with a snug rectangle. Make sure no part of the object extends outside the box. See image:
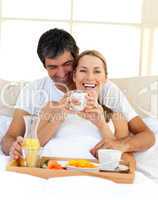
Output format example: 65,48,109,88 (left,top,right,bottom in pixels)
22,115,41,167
